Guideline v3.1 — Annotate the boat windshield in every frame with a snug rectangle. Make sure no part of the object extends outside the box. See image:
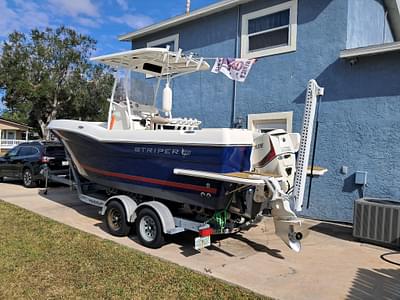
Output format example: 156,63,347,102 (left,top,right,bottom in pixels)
113,76,156,107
